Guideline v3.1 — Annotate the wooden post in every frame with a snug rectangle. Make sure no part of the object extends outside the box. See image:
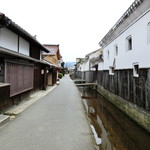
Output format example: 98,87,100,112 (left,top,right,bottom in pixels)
43,66,48,90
